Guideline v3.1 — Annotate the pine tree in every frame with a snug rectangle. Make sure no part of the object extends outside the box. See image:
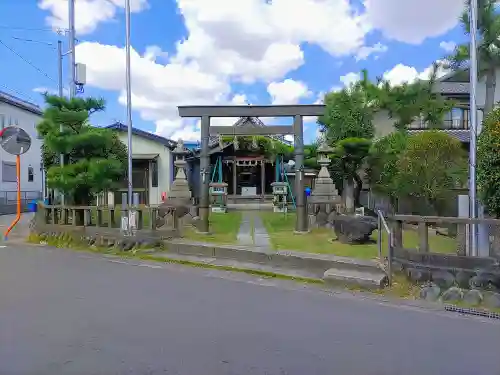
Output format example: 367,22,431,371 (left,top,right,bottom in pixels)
38,94,127,206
